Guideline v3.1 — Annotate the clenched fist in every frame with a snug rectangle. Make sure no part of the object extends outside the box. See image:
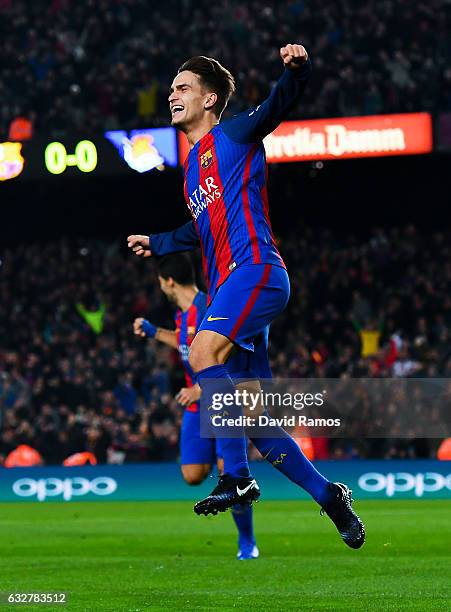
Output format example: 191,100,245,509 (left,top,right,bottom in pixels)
280,44,309,70
133,317,146,337
133,317,157,338
127,235,152,258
